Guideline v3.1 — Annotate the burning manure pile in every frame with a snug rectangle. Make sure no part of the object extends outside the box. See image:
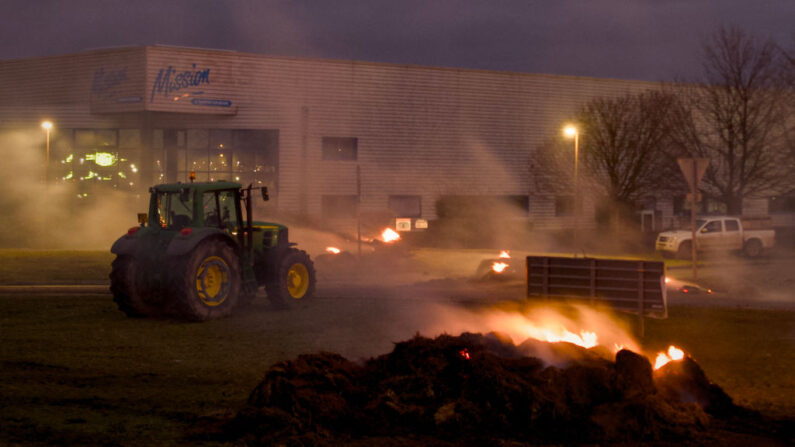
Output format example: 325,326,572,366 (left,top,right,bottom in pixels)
219,332,774,446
